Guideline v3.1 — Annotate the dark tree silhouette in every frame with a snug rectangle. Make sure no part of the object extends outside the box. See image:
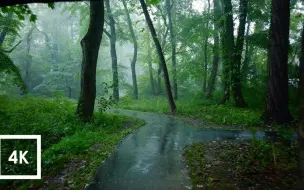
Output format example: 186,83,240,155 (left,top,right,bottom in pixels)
76,0,104,122
297,24,304,189
232,0,248,107
139,0,176,113
262,0,293,124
